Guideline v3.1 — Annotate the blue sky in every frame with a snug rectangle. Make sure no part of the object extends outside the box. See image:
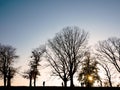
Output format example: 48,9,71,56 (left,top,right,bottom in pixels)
0,0,120,86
